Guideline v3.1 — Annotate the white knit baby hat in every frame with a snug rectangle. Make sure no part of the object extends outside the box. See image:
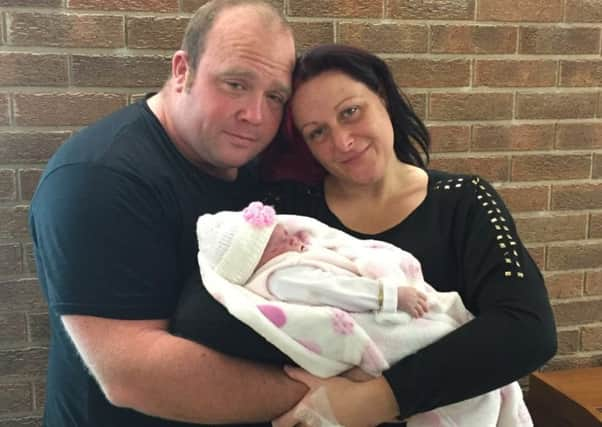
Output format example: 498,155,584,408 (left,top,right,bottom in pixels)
196,201,278,285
